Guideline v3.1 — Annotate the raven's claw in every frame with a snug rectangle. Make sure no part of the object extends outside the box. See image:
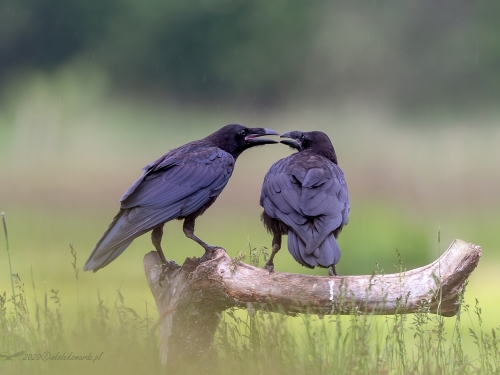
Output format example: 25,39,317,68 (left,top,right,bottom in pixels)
159,260,181,286
200,246,225,263
264,262,274,274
